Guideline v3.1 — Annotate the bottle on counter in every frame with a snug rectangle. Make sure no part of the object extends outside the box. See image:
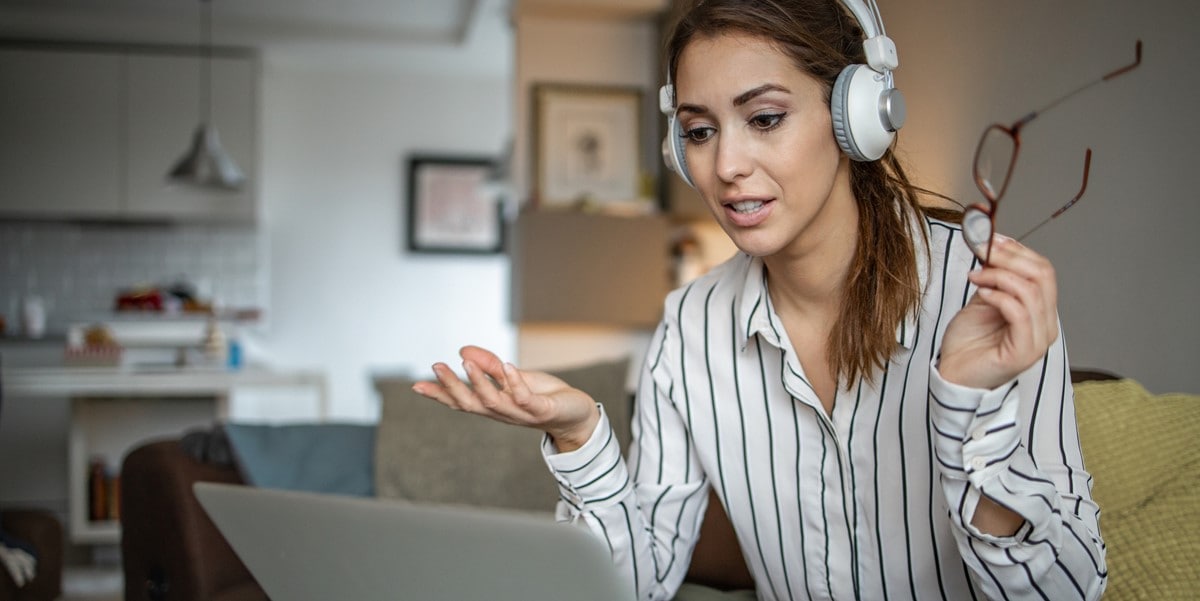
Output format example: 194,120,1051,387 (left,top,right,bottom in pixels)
88,456,108,521
202,316,227,365
107,468,121,520
227,335,243,370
